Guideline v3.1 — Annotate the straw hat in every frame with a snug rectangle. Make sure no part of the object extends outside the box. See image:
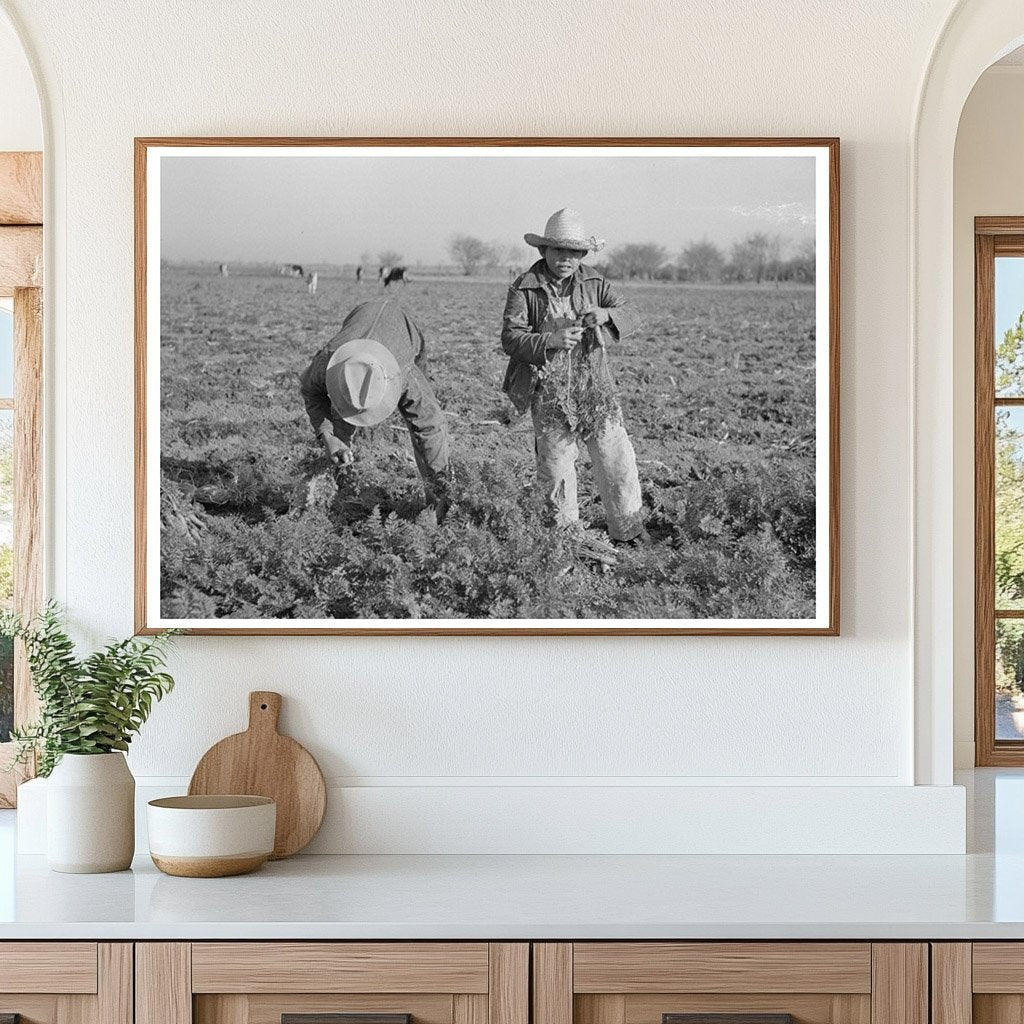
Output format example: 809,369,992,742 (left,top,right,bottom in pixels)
325,338,403,427
524,208,605,253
